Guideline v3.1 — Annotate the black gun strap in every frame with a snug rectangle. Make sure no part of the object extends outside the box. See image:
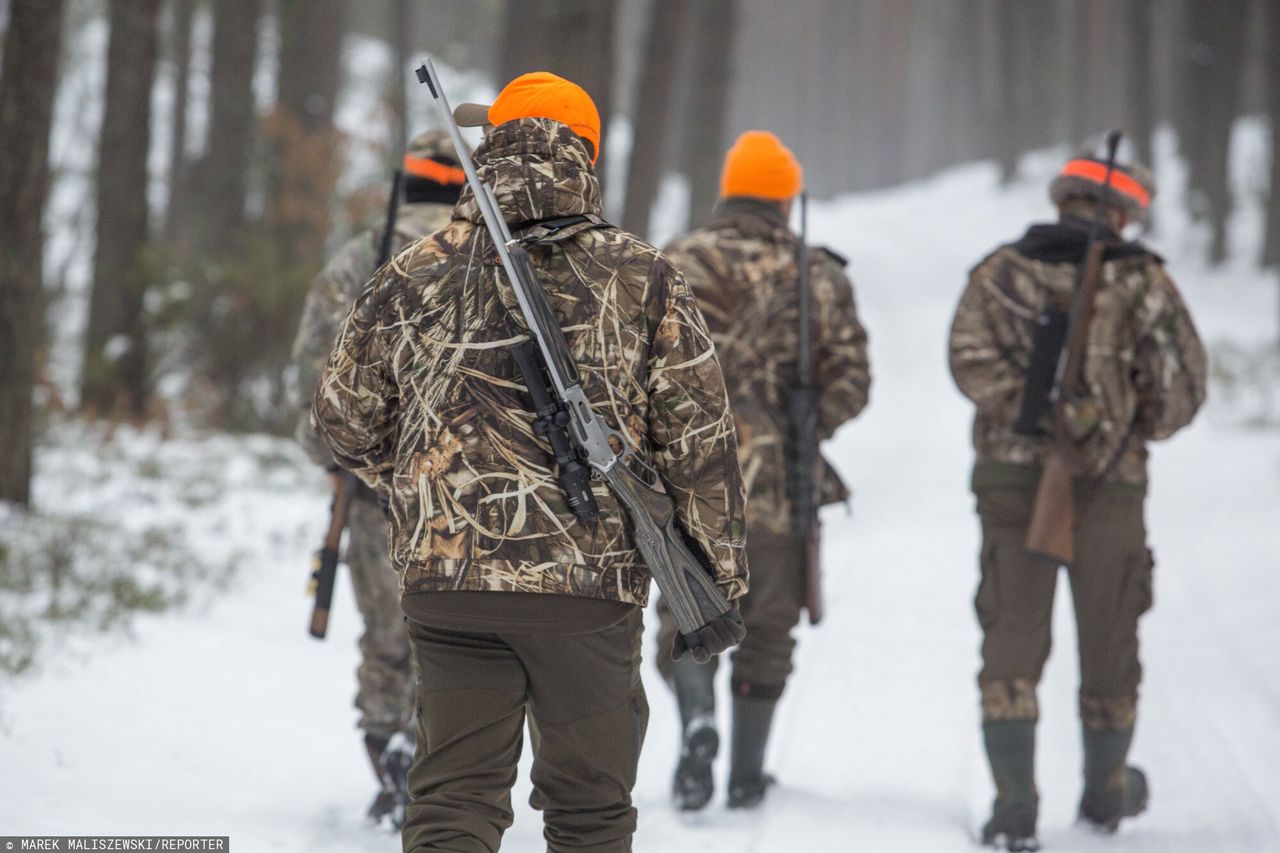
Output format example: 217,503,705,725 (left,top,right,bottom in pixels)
514,213,611,247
